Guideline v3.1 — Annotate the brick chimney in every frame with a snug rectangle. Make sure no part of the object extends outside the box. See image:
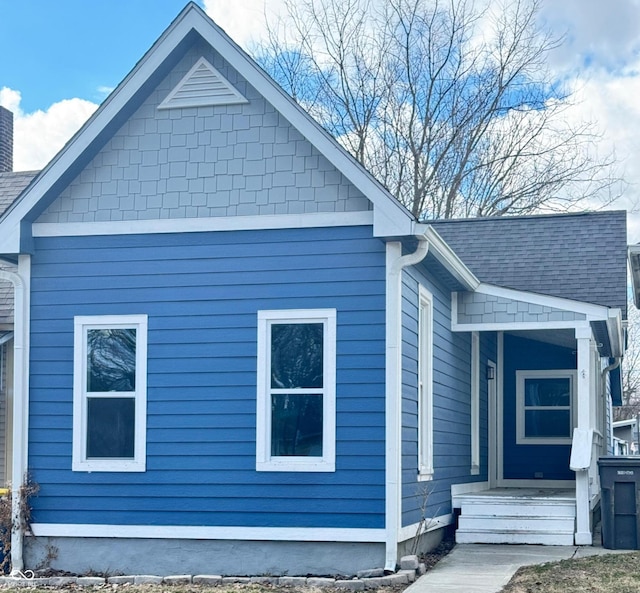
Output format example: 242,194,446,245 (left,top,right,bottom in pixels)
0,107,13,173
